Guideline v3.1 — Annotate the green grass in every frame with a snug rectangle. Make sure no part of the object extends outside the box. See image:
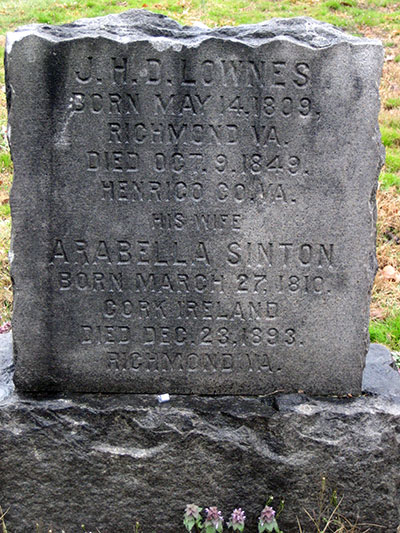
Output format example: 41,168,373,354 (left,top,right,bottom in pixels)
0,153,11,170
364,0,395,5
380,125,400,147
385,149,400,174
380,171,400,190
384,97,400,110
383,117,400,131
0,0,399,34
0,203,10,217
370,310,400,350
324,0,357,10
